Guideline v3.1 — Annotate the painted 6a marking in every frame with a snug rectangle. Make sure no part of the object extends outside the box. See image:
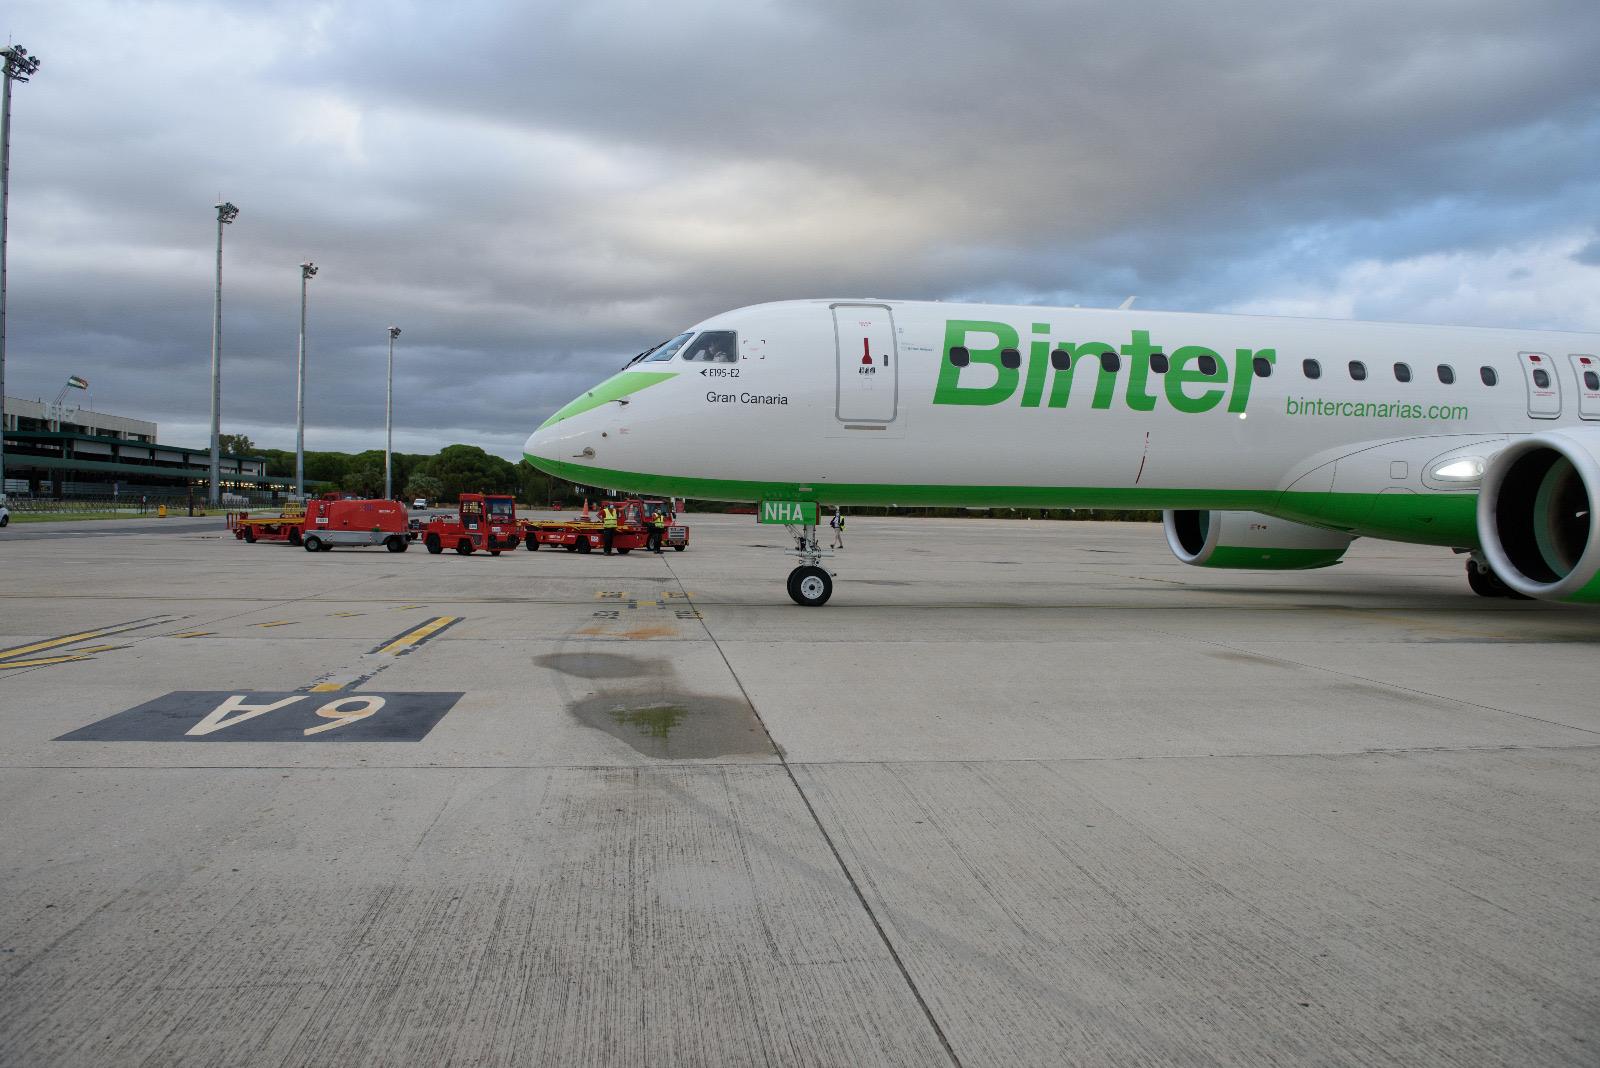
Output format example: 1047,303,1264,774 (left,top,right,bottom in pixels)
188,694,386,737
56,691,463,742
